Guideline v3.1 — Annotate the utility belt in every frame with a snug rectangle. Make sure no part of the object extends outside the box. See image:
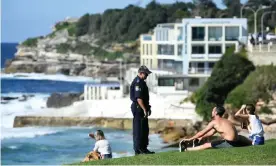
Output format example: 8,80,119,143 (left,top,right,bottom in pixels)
132,101,150,111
